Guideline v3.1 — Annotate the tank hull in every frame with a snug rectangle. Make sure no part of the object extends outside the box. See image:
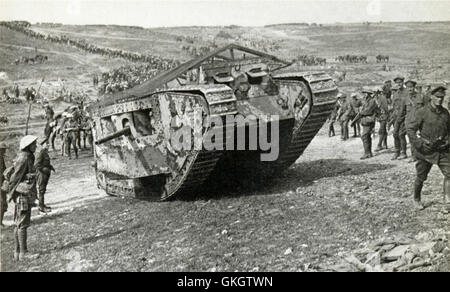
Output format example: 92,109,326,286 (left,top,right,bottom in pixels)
89,45,338,200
